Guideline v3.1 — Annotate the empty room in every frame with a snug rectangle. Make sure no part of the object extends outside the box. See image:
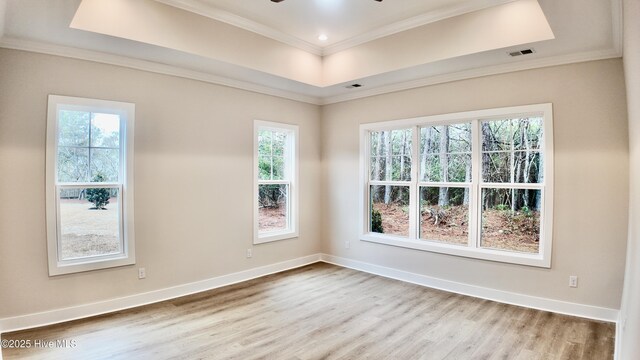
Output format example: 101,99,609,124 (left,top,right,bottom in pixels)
1,0,639,359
